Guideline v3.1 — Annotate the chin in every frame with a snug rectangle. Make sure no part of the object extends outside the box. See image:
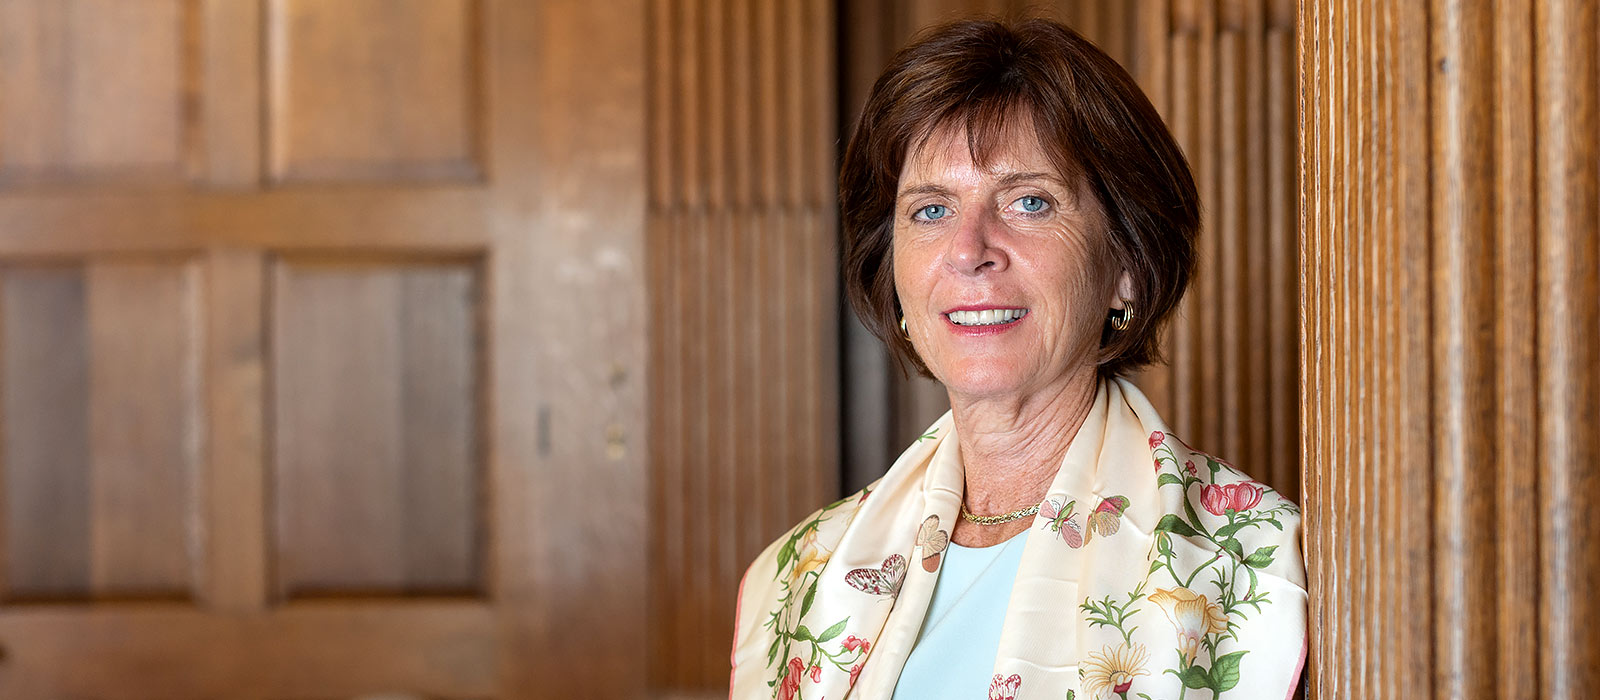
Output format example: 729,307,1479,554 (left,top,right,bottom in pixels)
934,359,1037,399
